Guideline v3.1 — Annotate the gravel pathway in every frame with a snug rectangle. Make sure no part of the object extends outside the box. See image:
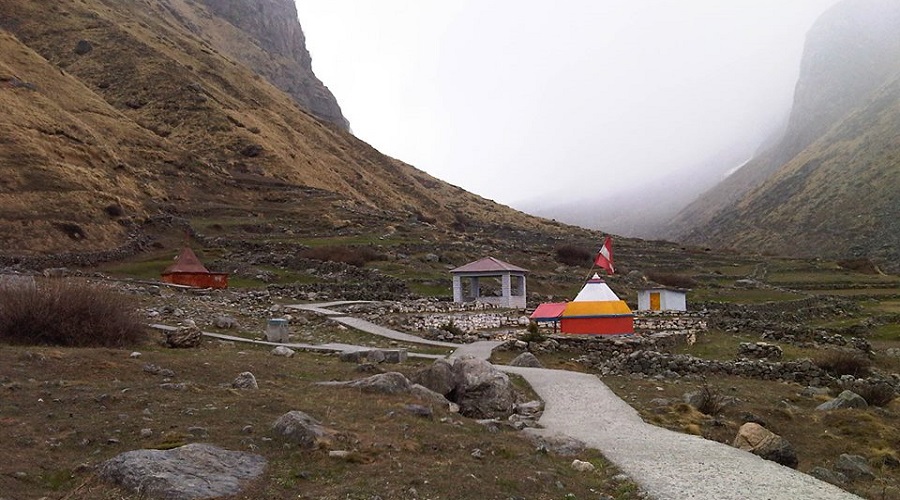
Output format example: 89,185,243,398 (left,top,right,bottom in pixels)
500,365,862,500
